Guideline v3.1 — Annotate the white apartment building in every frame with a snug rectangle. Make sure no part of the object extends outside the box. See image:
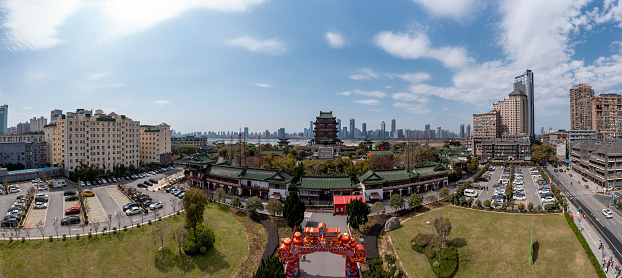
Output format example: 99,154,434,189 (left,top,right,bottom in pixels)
45,109,140,171
492,89,528,135
140,123,172,164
